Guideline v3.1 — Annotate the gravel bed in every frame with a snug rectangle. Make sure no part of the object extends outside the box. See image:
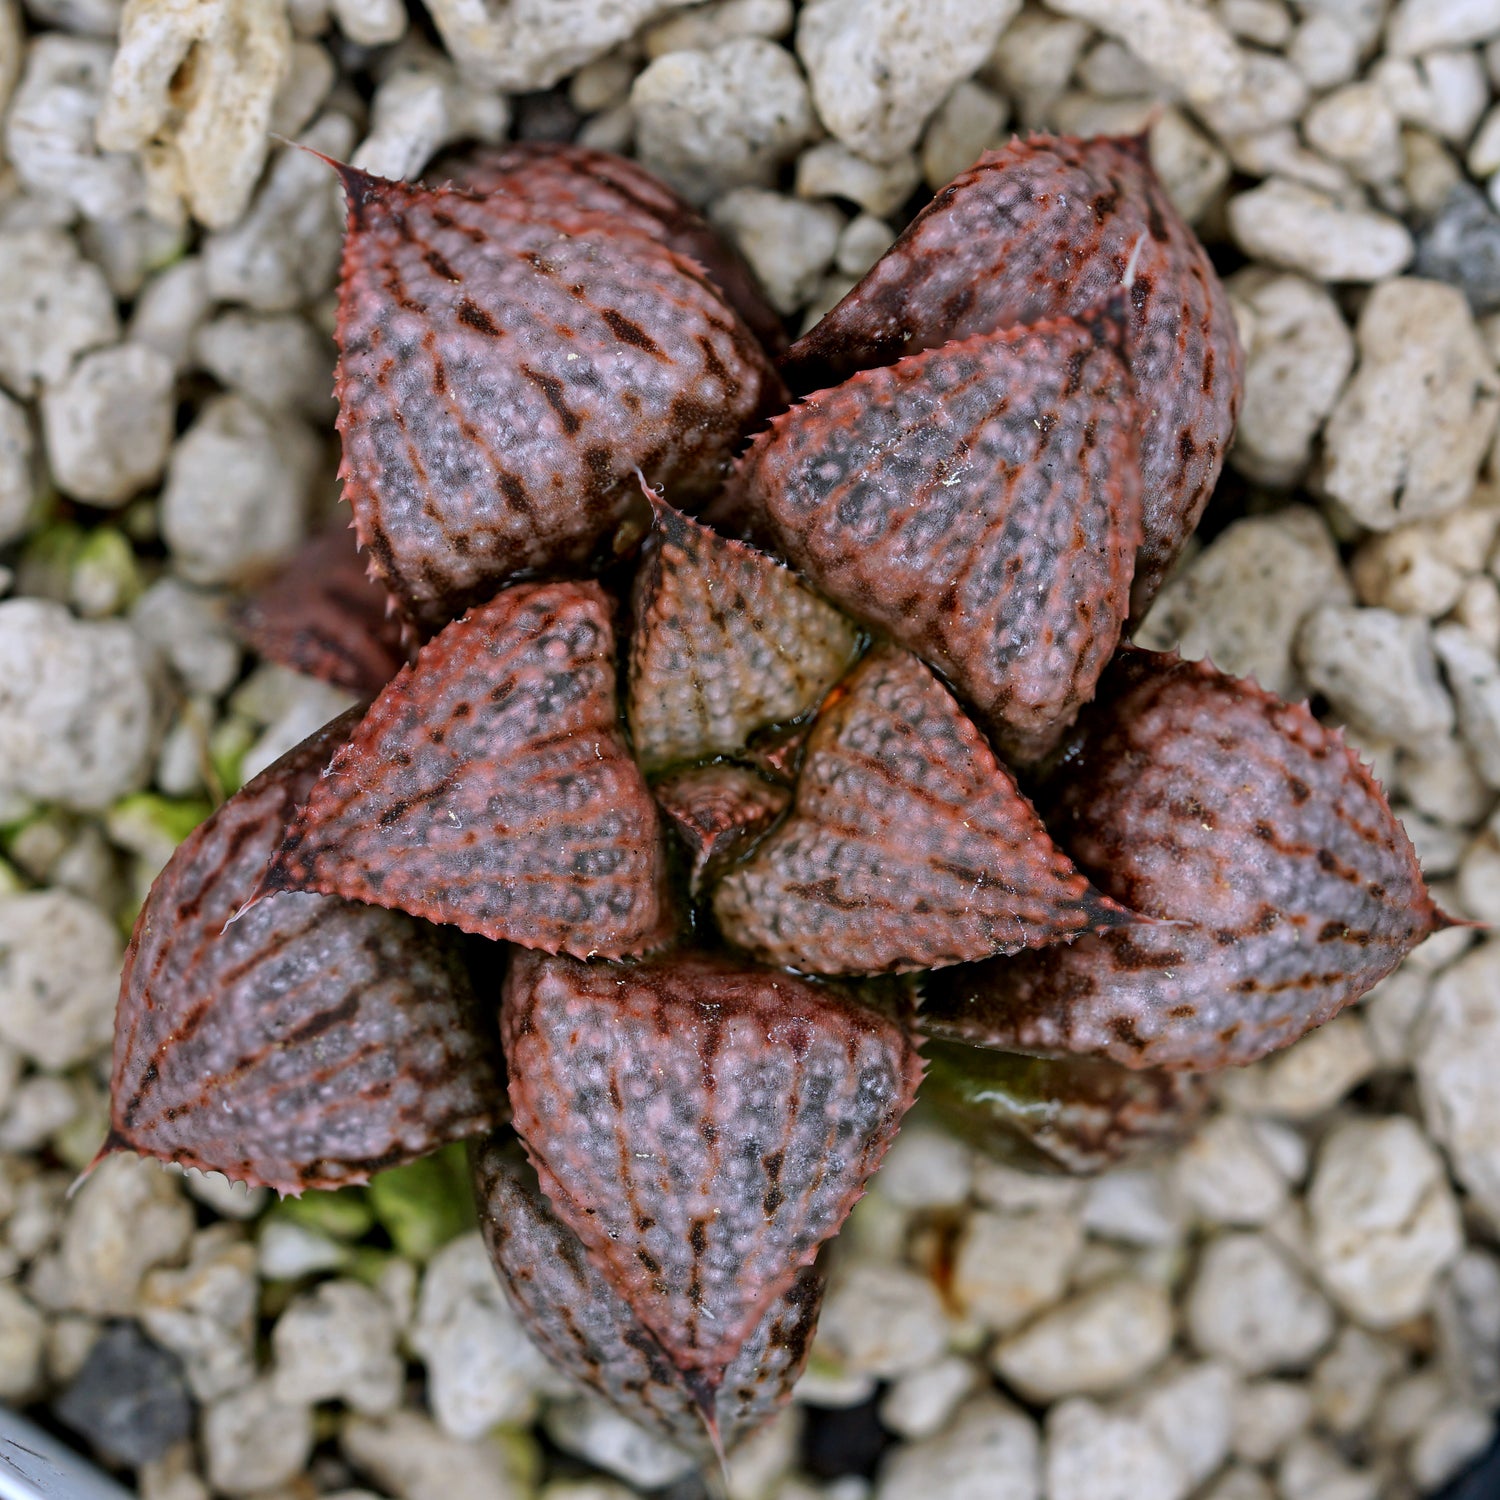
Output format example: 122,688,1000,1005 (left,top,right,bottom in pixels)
2,1,1500,1498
